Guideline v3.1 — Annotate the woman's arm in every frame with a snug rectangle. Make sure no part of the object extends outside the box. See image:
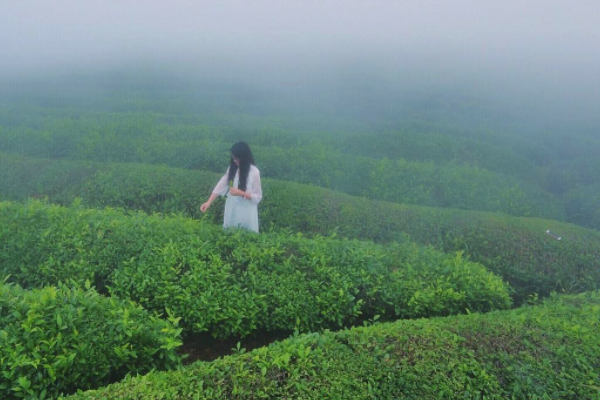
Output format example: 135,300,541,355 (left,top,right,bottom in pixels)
200,192,220,213
200,169,229,212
